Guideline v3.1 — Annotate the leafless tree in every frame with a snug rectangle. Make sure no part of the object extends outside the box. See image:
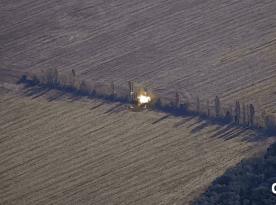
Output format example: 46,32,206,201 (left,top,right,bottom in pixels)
175,92,180,108
242,103,246,125
45,68,59,87
207,99,210,117
215,96,220,117
249,104,255,127
235,101,241,124
196,96,200,113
